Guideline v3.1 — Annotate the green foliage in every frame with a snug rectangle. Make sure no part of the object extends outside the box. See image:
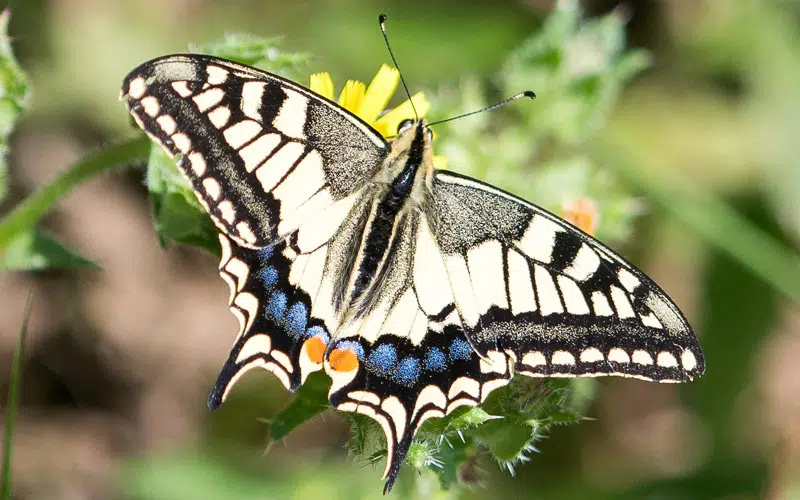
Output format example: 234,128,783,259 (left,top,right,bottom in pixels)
0,9,29,203
0,229,96,270
434,0,647,245
1,293,33,500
